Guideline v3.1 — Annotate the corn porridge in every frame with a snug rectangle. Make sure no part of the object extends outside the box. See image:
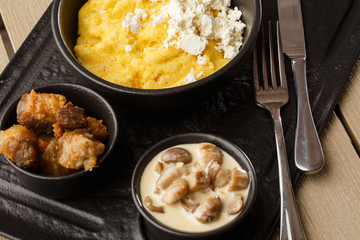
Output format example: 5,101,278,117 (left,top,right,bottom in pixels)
75,0,246,89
